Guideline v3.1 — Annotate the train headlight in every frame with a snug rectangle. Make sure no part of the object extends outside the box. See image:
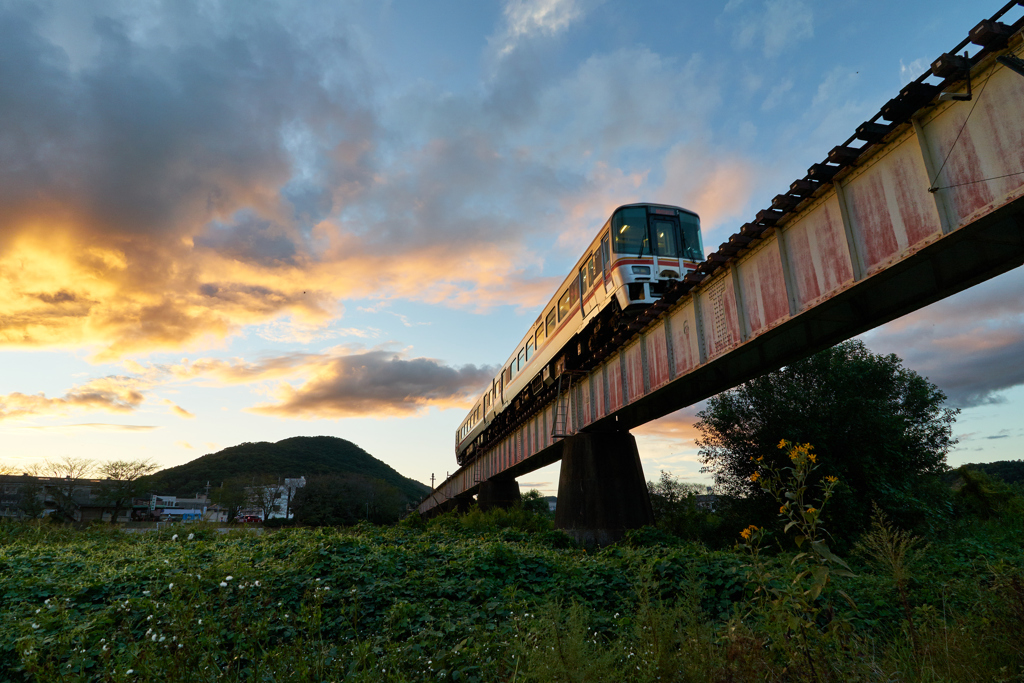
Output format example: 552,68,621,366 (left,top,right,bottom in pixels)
631,265,651,275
